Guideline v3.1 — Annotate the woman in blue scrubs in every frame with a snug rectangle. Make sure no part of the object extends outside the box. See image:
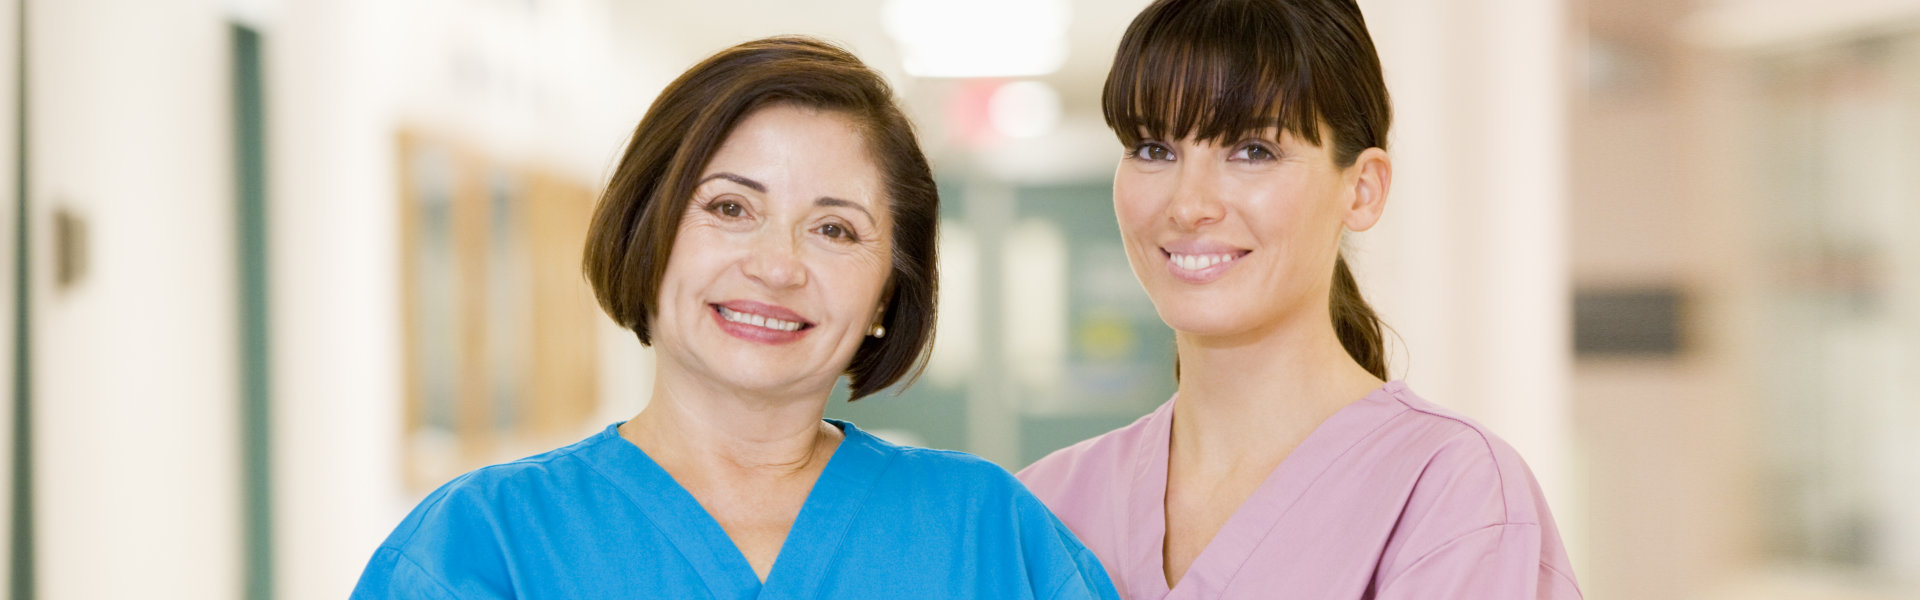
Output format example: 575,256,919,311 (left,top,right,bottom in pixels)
352,37,1118,600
